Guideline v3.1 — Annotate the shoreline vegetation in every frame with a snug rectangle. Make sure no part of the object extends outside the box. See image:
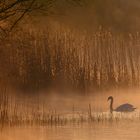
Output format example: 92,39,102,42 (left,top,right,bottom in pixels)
0,88,139,127
0,25,139,93
0,23,139,126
